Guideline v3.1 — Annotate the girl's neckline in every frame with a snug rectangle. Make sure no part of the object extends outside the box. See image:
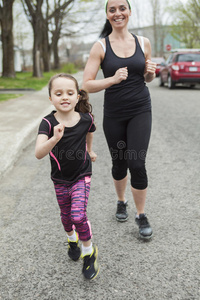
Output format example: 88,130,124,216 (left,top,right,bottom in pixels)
107,33,137,59
52,111,82,129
